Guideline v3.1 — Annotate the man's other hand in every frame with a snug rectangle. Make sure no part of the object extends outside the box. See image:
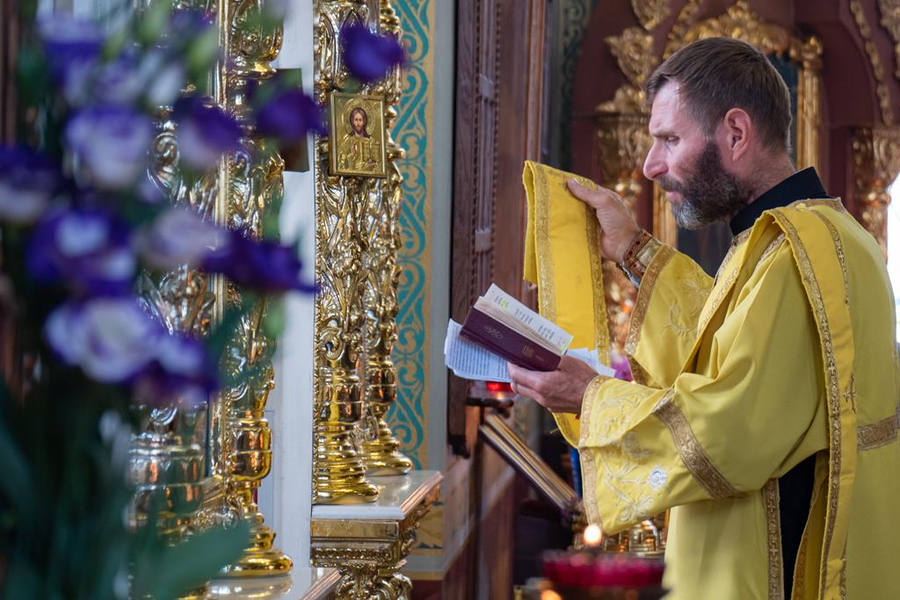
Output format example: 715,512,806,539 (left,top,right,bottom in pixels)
567,179,640,264
507,355,600,414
